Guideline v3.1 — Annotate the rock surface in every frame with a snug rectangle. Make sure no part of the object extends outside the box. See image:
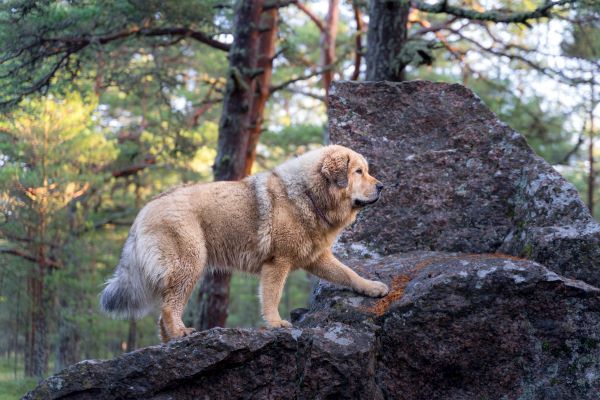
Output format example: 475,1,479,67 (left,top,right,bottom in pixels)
329,80,600,287
25,81,600,399
25,252,600,399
